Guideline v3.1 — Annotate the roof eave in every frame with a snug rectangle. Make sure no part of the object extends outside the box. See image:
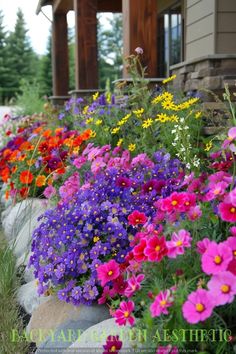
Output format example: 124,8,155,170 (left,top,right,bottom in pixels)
36,0,52,15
